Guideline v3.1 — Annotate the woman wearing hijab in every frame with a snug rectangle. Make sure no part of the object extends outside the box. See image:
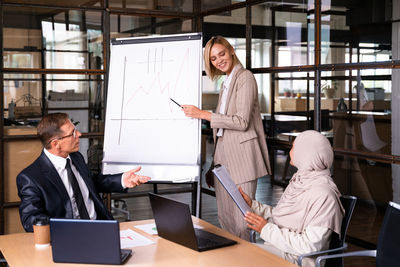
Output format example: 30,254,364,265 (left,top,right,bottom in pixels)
181,36,270,240
239,130,344,266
